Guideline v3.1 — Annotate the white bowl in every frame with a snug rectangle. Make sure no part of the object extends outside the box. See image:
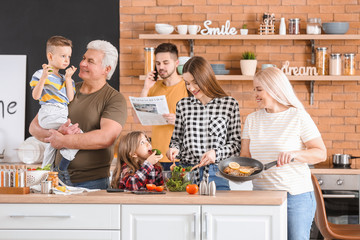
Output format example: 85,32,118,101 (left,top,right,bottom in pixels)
155,24,174,35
